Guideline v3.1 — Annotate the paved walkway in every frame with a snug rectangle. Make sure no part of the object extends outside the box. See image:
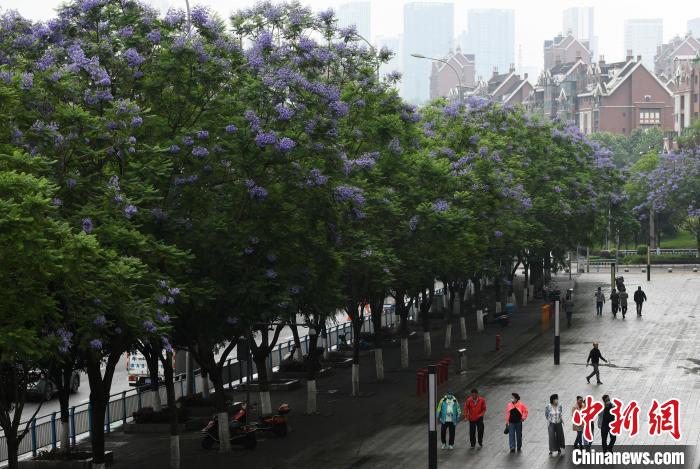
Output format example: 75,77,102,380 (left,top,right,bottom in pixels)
82,273,700,468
